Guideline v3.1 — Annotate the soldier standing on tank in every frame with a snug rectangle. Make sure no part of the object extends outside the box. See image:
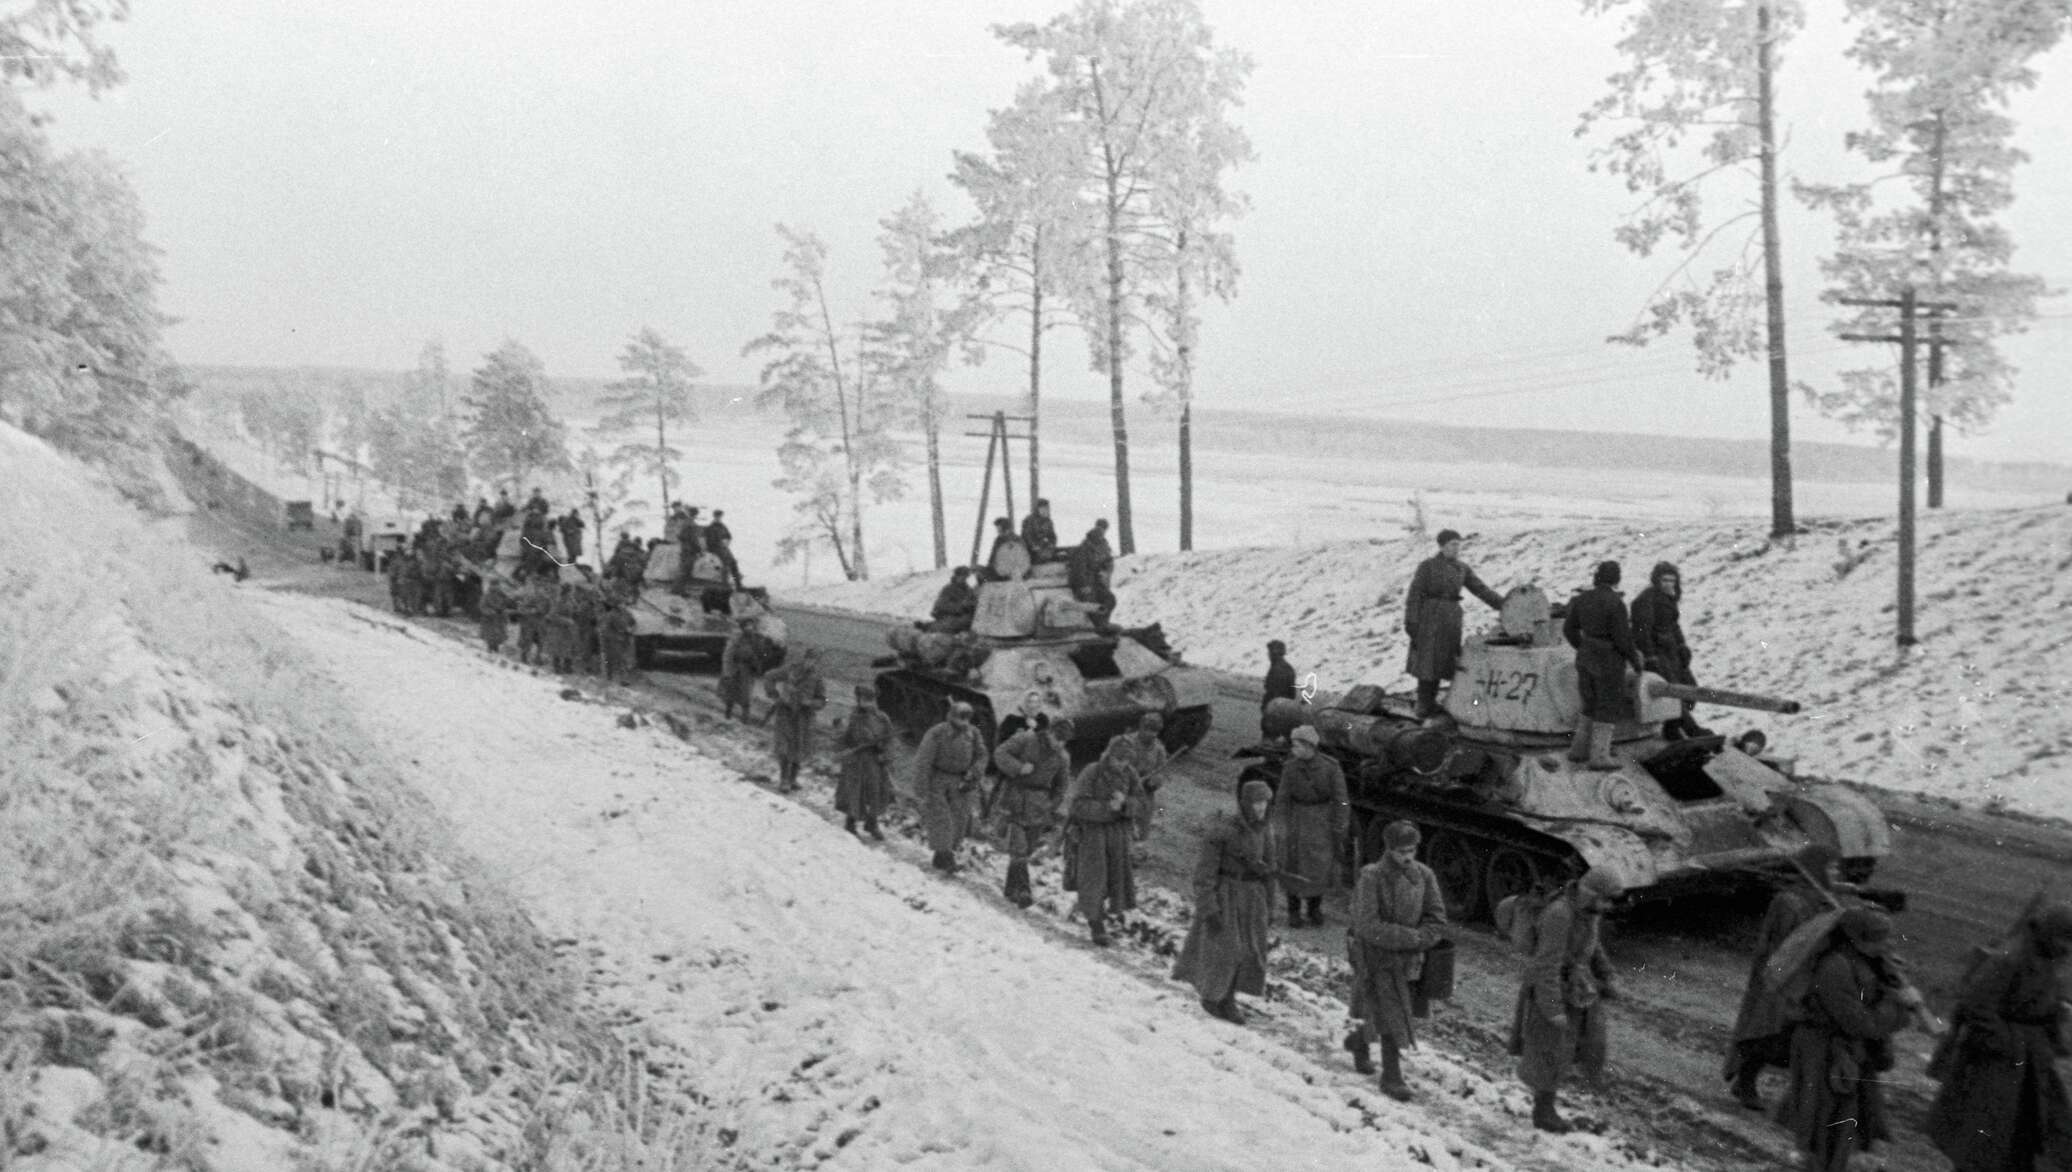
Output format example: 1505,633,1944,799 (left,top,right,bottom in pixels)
1172,778,1275,1025
717,616,765,721
929,566,978,633
982,518,1025,581
766,647,827,793
1400,529,1506,719
913,700,988,874
1067,519,1117,627
1563,561,1645,771
992,715,1074,907
1261,640,1297,739
1724,843,1838,1110
835,684,897,841
1021,498,1058,562
1106,713,1169,844
1346,821,1449,1101
707,509,743,588
479,580,511,656
1630,561,1710,740
558,508,586,563
1271,726,1349,928
491,490,516,526
1926,901,2072,1172
1774,908,1920,1172
1060,740,1142,947
1518,868,1623,1134
597,594,636,683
